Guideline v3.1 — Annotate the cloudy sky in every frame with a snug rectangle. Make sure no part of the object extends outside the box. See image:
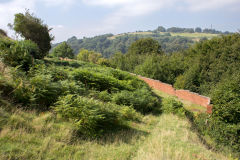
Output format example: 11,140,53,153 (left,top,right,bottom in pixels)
0,0,240,42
